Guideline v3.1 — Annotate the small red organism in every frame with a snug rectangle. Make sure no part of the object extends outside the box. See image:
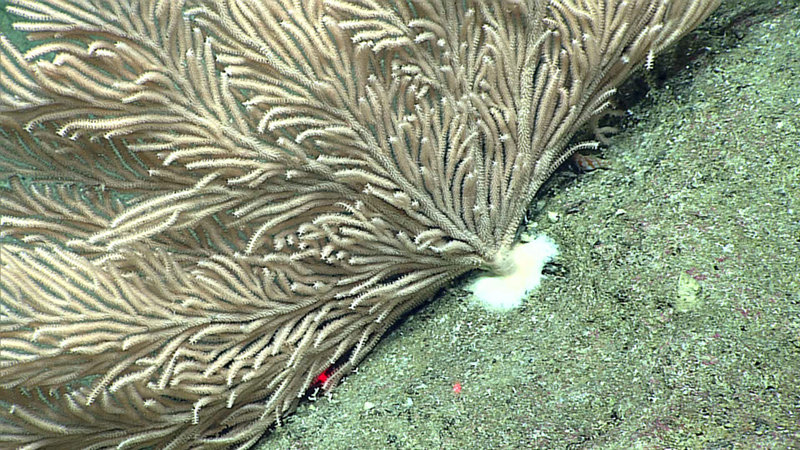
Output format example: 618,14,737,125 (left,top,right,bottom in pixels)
311,366,335,389
571,153,610,172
